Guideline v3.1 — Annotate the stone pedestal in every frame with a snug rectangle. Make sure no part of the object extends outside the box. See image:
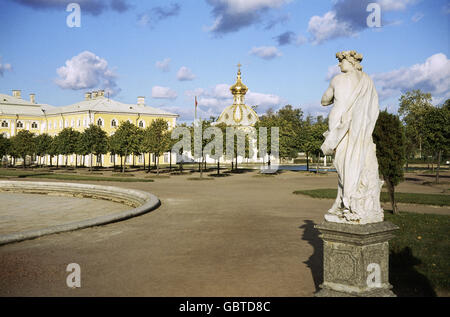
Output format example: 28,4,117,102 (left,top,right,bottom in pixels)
315,220,399,297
